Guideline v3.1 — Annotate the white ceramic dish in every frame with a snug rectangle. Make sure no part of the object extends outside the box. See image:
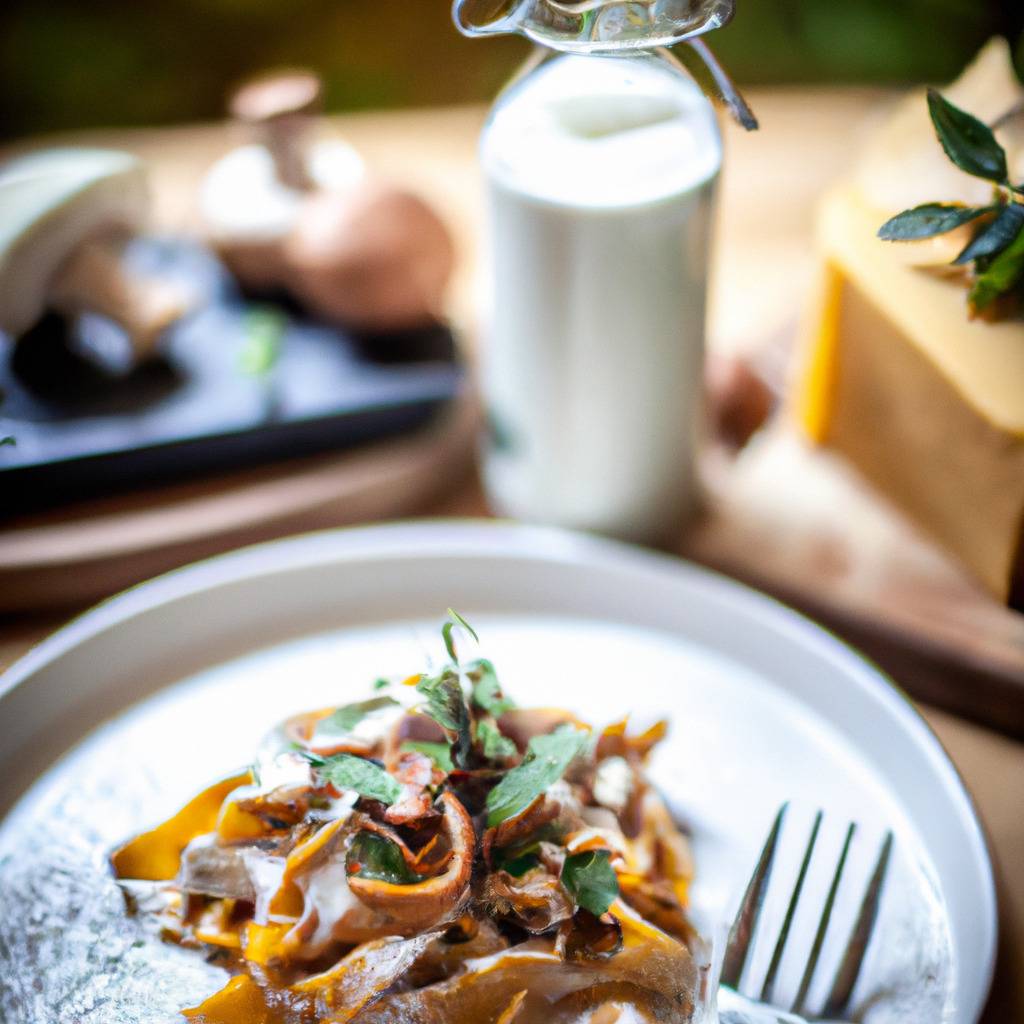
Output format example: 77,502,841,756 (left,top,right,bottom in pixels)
0,520,996,1022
